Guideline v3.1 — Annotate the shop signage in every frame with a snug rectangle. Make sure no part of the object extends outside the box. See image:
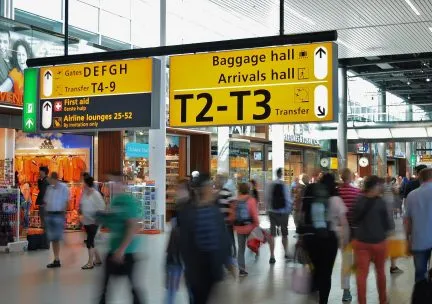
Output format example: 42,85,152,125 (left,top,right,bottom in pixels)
169,42,337,127
356,143,369,154
23,58,160,132
420,155,432,163
125,142,149,158
284,134,320,147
